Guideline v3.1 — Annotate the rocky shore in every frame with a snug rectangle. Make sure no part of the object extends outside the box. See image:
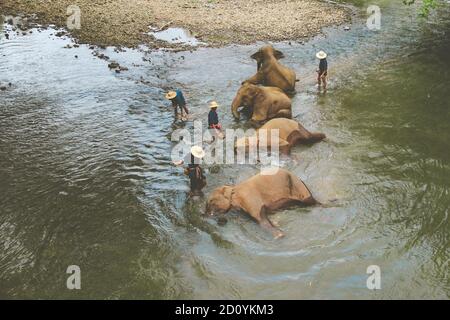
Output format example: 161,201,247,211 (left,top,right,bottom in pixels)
0,0,351,48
